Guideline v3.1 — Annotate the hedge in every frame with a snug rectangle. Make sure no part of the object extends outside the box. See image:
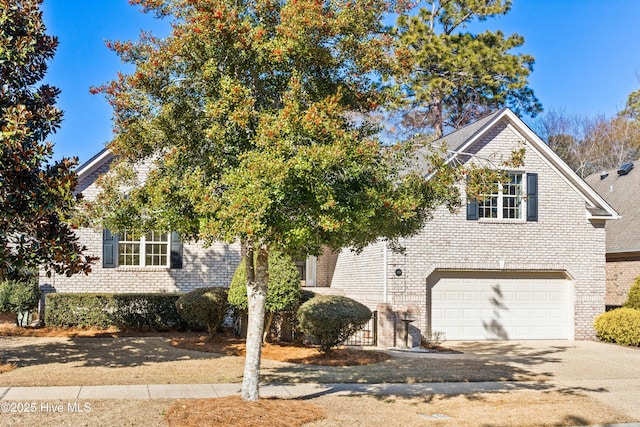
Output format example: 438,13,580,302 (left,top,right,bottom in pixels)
45,293,183,329
594,307,640,346
228,251,302,341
